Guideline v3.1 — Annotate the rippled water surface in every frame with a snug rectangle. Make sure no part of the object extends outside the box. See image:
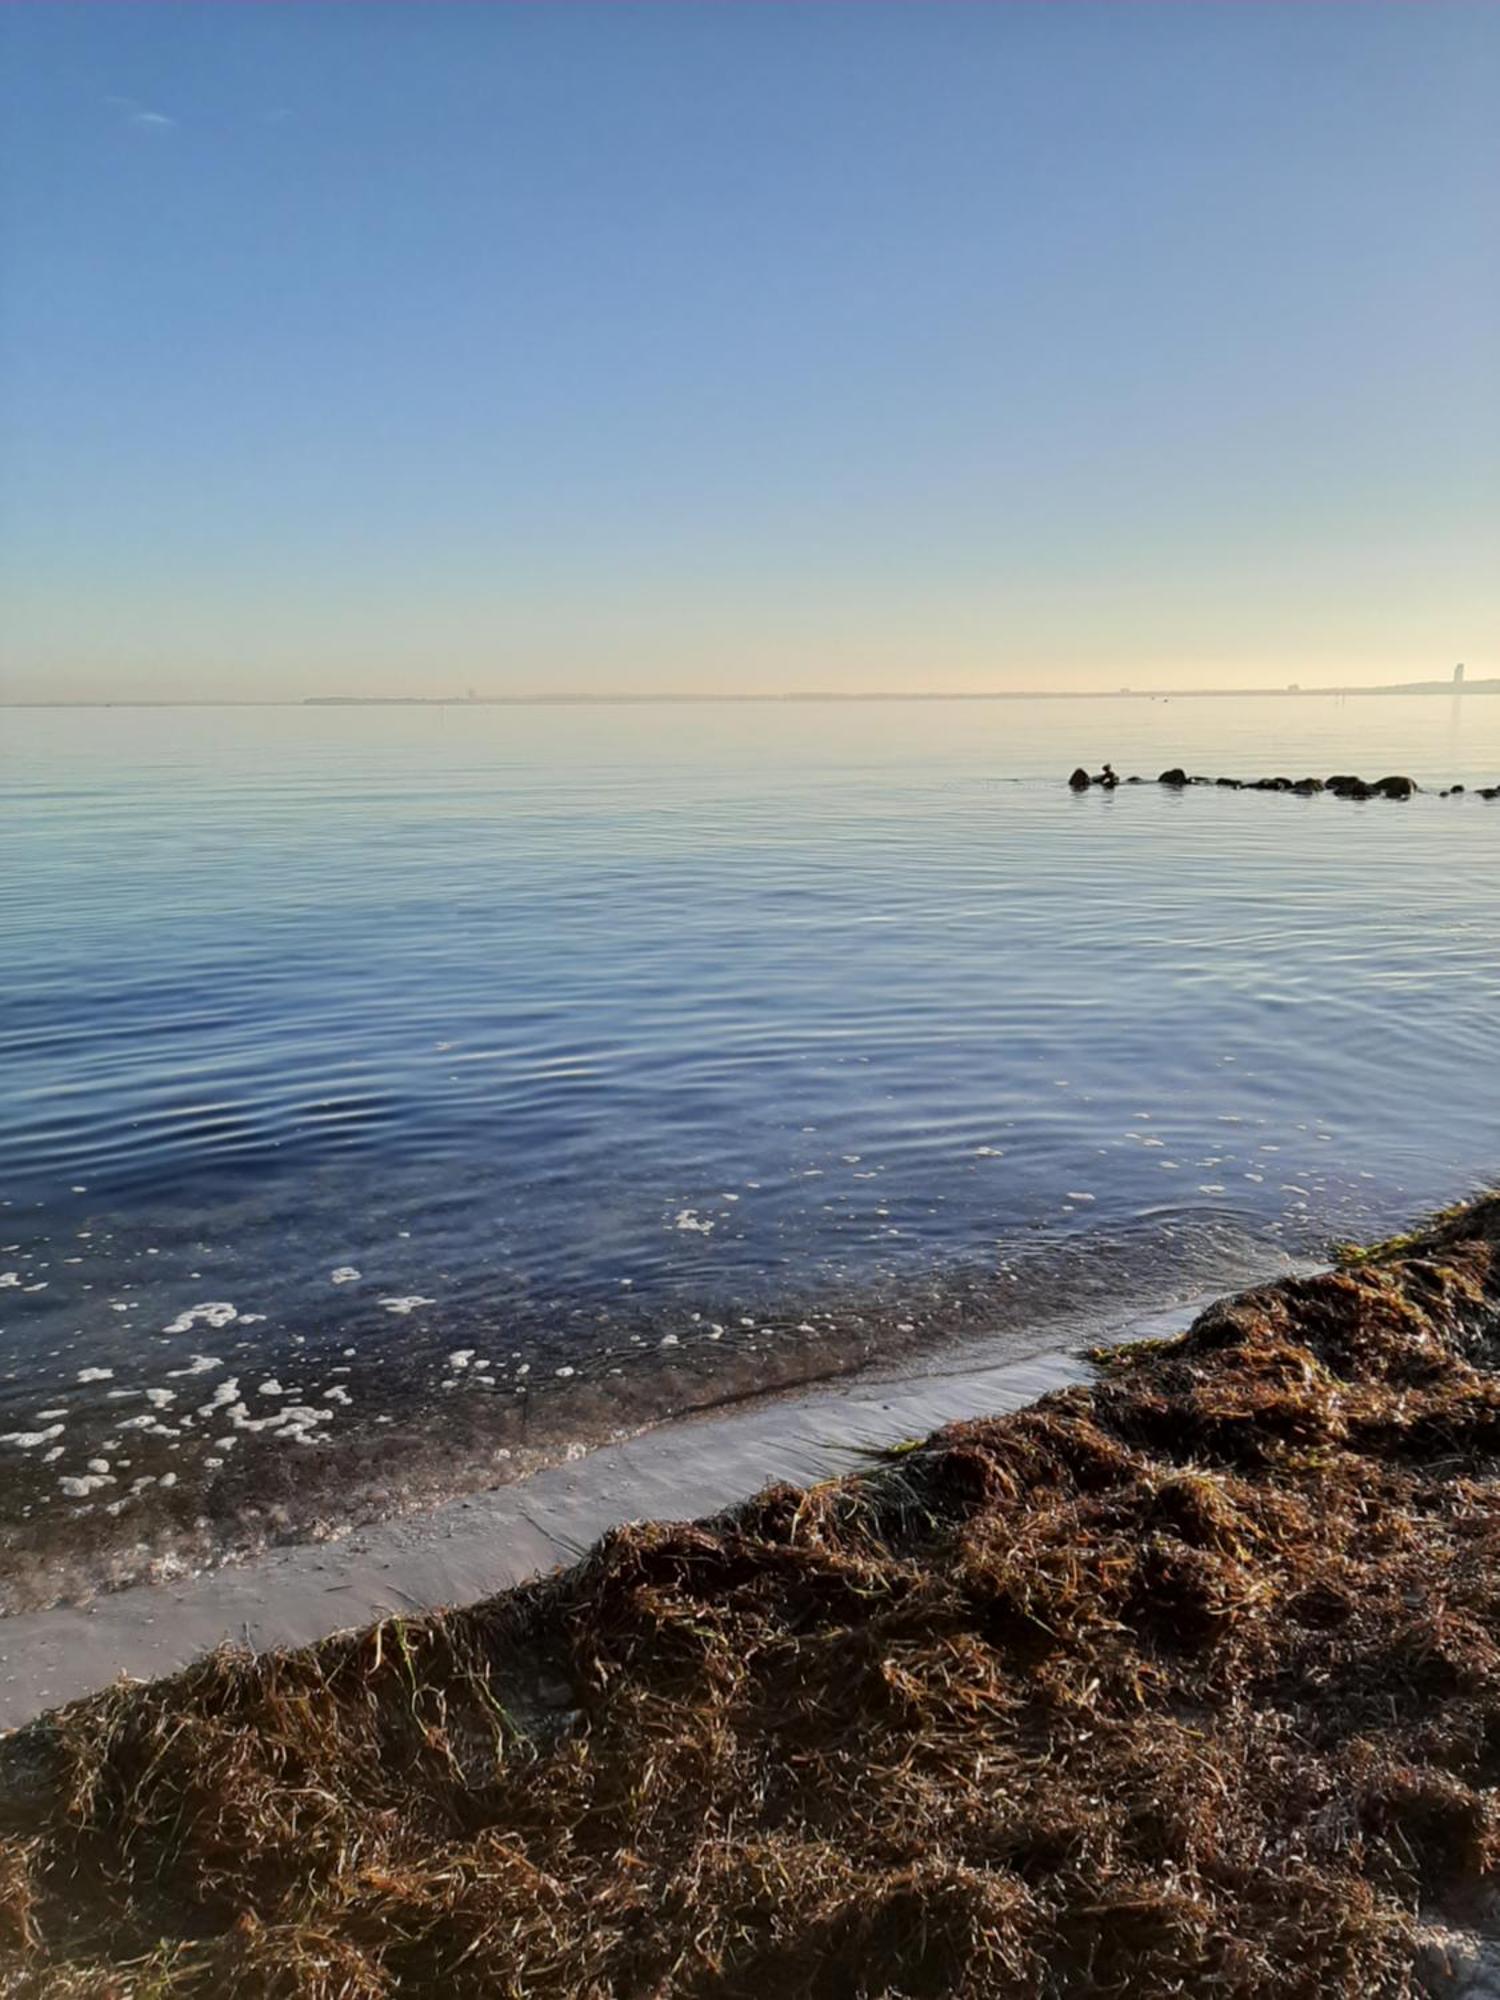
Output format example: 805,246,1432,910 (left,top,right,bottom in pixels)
2,694,1497,1595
